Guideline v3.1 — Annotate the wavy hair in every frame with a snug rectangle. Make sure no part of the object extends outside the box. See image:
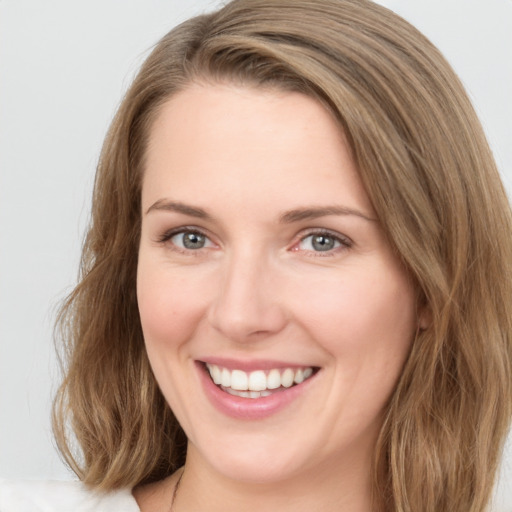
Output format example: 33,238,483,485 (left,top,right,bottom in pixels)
53,1,512,510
